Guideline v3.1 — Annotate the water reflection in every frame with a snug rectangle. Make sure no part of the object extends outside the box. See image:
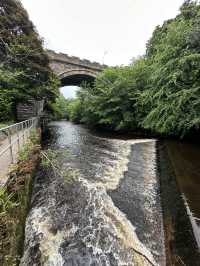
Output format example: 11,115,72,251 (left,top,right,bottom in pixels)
166,141,200,248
